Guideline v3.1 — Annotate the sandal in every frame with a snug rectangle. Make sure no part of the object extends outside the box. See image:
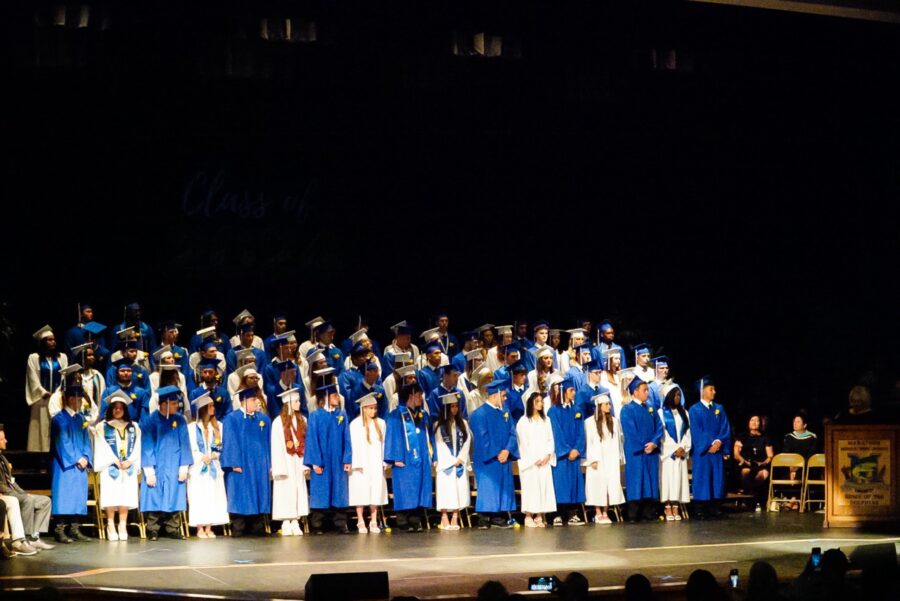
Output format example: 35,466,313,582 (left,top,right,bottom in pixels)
369,521,381,534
